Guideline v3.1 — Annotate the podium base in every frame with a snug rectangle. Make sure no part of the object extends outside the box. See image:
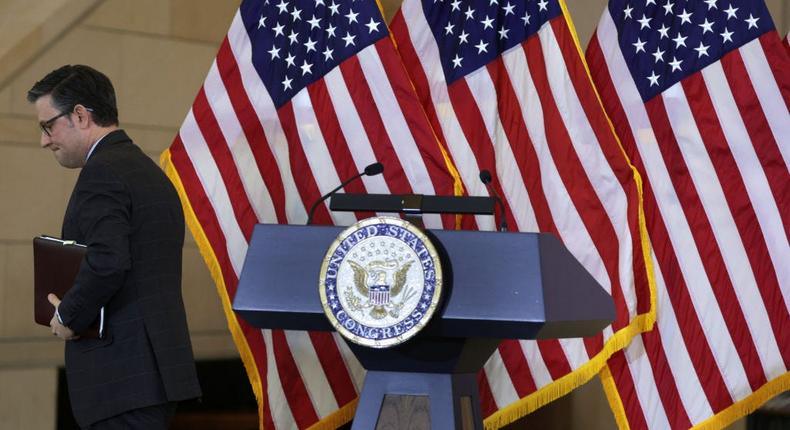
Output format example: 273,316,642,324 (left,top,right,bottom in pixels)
352,371,482,430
